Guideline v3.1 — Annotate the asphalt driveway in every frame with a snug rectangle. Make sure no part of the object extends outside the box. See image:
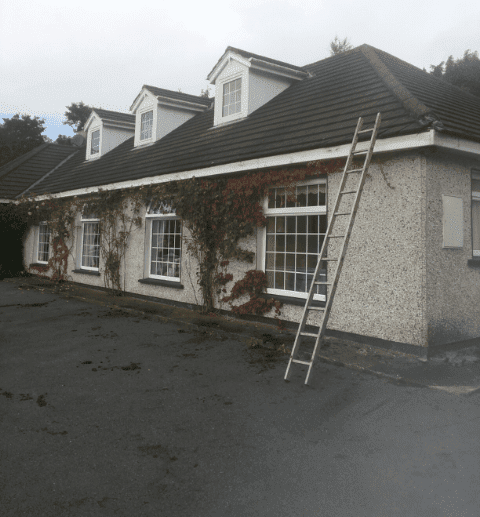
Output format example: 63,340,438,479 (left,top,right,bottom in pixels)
1,280,479,516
